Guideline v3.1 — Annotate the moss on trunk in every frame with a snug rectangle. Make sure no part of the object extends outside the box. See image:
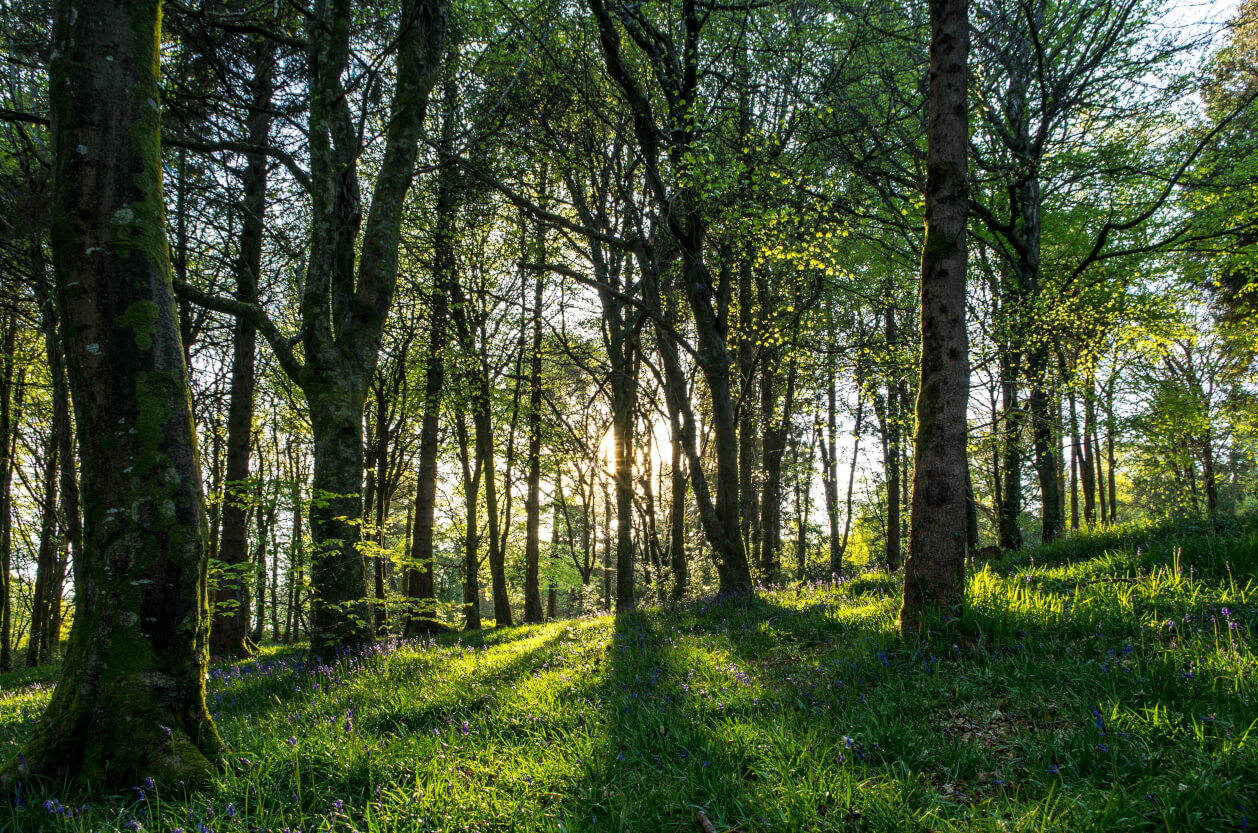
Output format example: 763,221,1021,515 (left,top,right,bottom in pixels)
4,0,222,791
